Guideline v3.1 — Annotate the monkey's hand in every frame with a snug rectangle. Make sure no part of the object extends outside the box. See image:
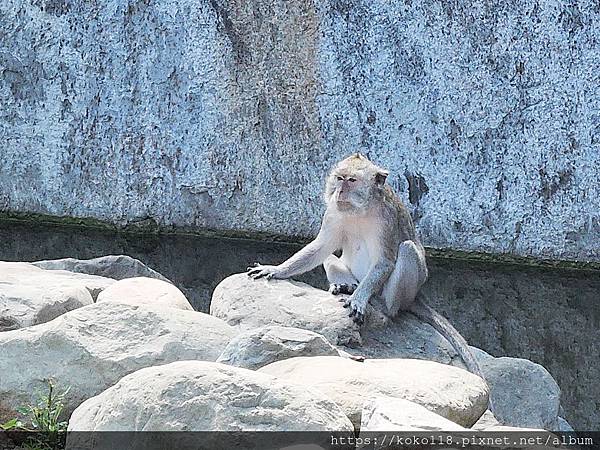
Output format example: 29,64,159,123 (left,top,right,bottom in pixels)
340,293,368,326
247,263,284,280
